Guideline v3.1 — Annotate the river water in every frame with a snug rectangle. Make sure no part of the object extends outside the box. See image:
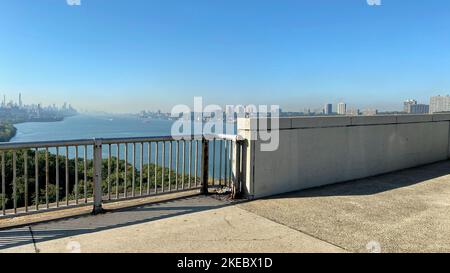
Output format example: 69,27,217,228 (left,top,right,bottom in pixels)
11,114,233,178
11,114,175,142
